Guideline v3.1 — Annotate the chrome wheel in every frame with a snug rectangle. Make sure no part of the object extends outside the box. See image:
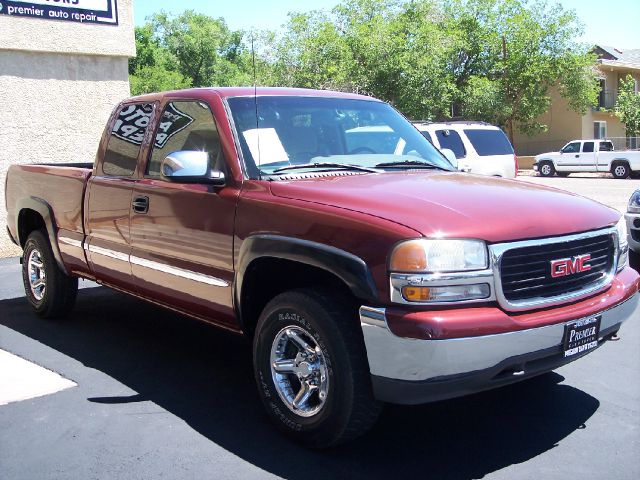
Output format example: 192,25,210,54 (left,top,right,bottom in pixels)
27,249,46,301
540,164,551,176
270,325,329,418
614,165,627,178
